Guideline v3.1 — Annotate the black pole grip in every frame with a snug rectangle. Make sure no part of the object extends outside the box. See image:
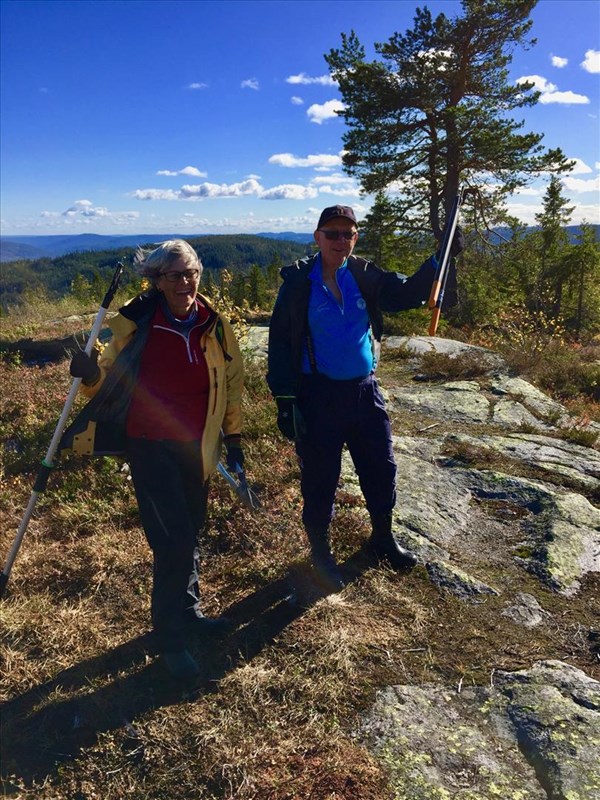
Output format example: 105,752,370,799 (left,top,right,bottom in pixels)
33,462,54,493
101,262,124,309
